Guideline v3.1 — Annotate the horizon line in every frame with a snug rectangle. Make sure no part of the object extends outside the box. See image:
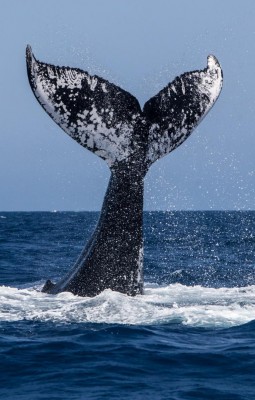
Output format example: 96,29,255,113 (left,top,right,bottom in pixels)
1,209,254,213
